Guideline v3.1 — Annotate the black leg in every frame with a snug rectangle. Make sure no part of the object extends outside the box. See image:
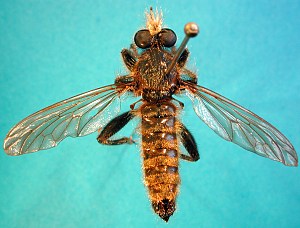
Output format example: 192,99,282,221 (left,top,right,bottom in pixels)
179,123,199,162
121,49,137,71
177,49,189,67
97,111,136,145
